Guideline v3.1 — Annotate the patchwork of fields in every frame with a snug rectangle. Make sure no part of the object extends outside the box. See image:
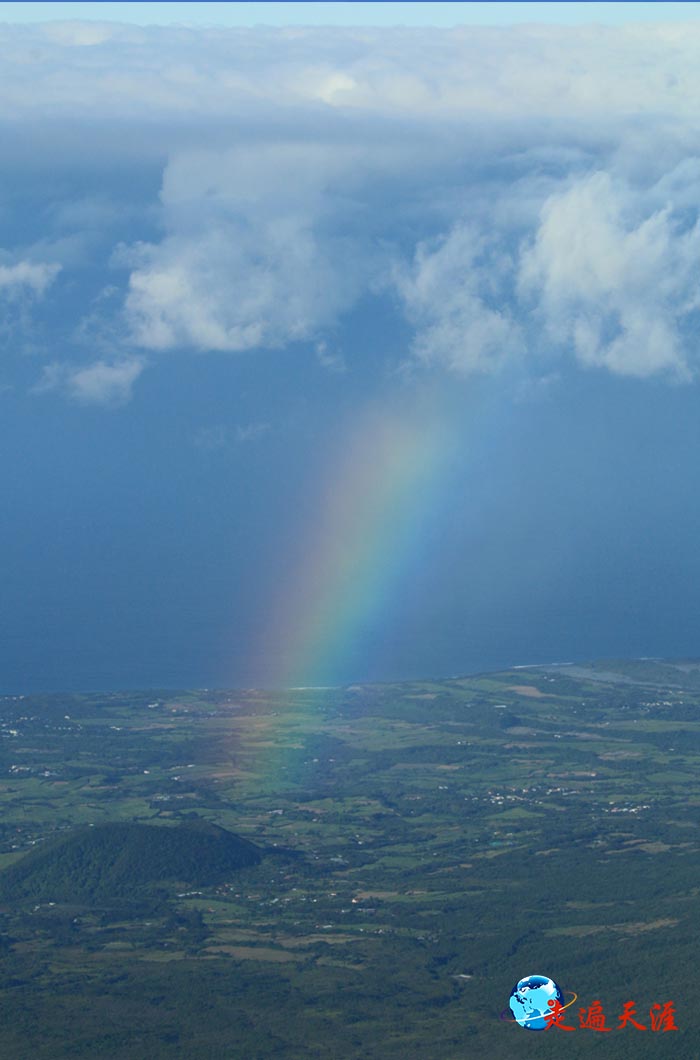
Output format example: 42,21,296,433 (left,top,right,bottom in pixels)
0,659,698,1057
